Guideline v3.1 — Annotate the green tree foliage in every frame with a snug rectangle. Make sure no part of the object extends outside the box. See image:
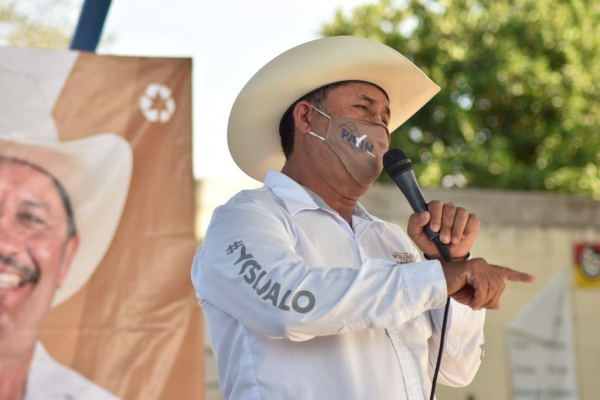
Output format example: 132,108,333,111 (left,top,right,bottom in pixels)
323,0,600,198
0,0,77,49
